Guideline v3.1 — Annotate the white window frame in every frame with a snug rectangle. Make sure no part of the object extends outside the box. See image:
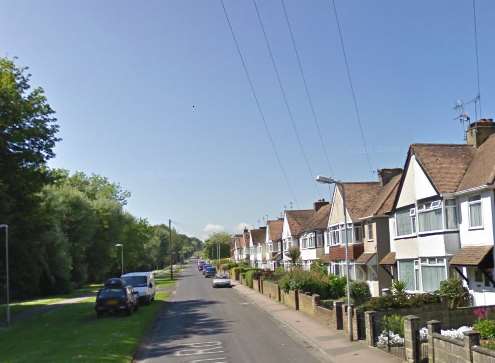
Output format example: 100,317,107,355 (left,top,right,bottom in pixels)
395,207,417,237
316,233,323,248
444,199,458,231
468,195,483,229
417,200,443,234
366,222,374,241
